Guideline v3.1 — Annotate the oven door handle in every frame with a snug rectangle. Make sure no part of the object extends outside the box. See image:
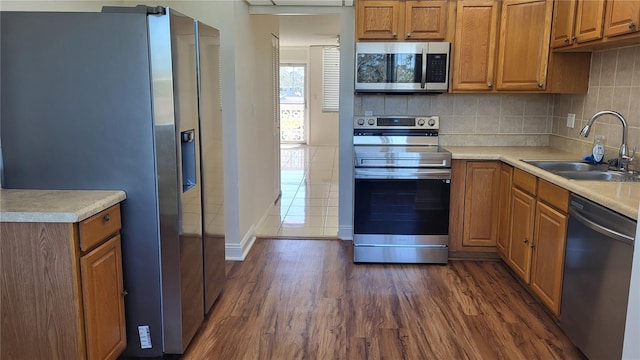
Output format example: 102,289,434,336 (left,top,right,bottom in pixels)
355,168,451,180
